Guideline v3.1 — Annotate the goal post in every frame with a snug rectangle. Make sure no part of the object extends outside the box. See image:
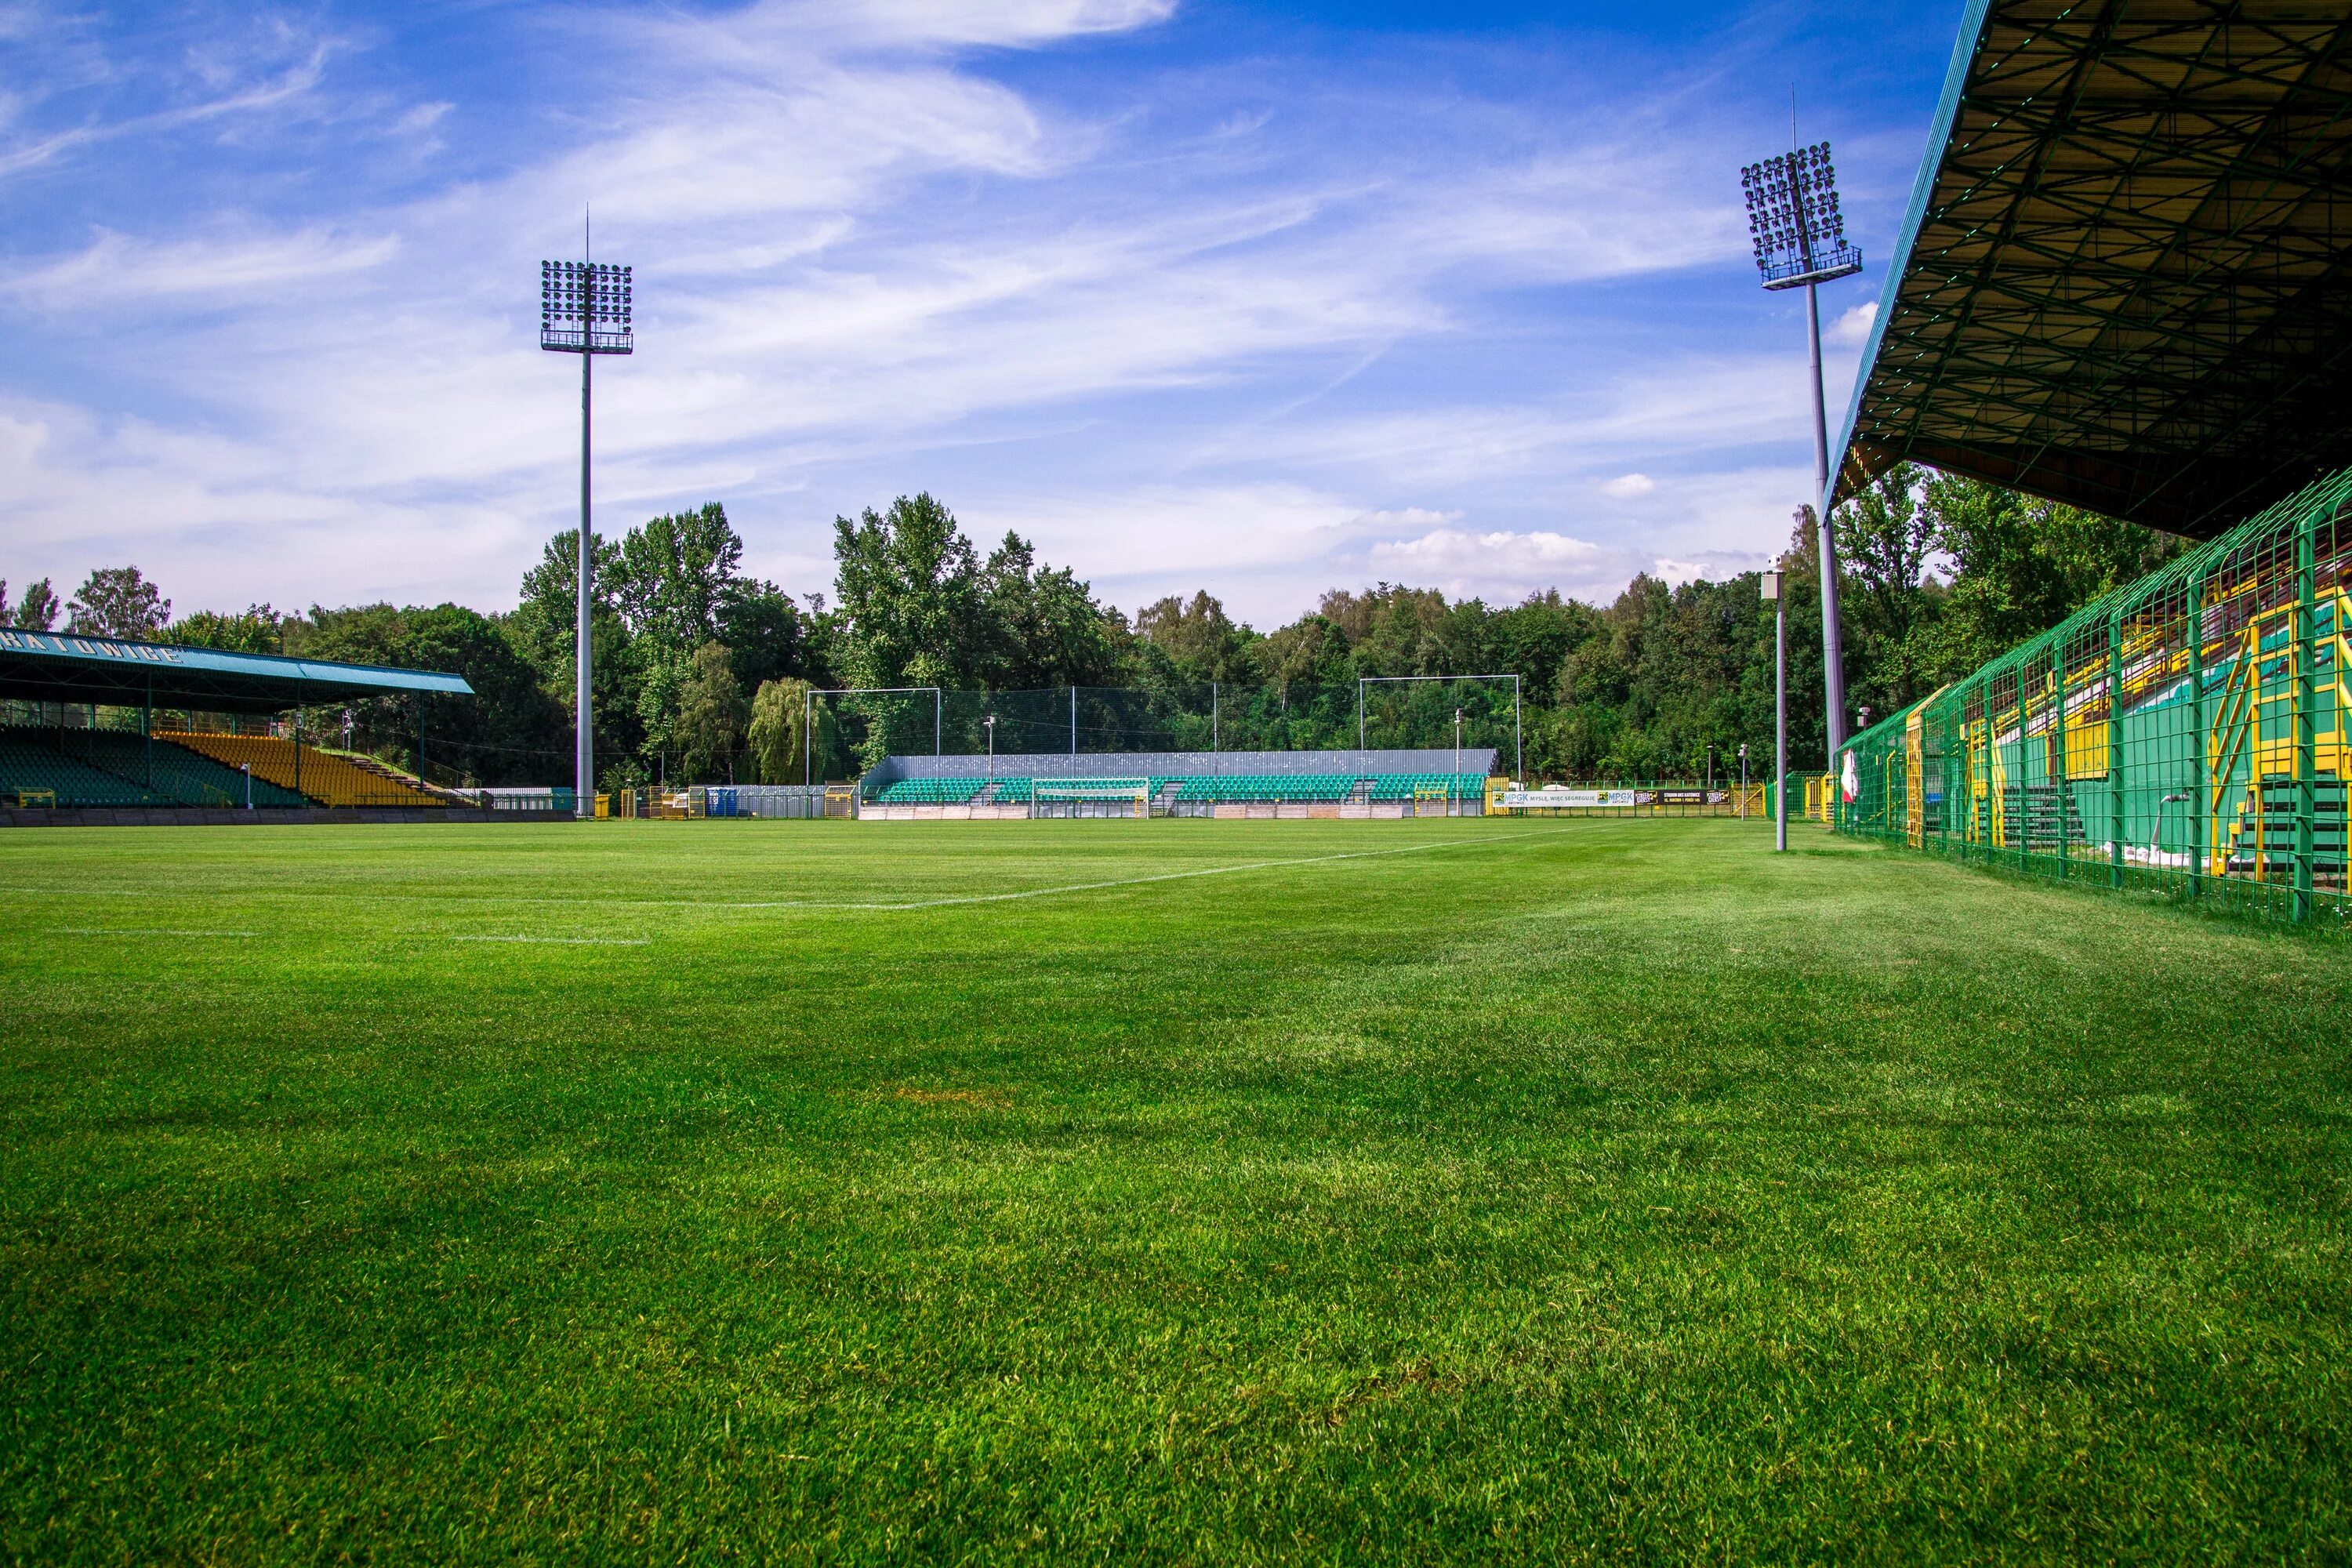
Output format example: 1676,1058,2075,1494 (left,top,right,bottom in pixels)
1357,673,1523,784
1032,775,1152,818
